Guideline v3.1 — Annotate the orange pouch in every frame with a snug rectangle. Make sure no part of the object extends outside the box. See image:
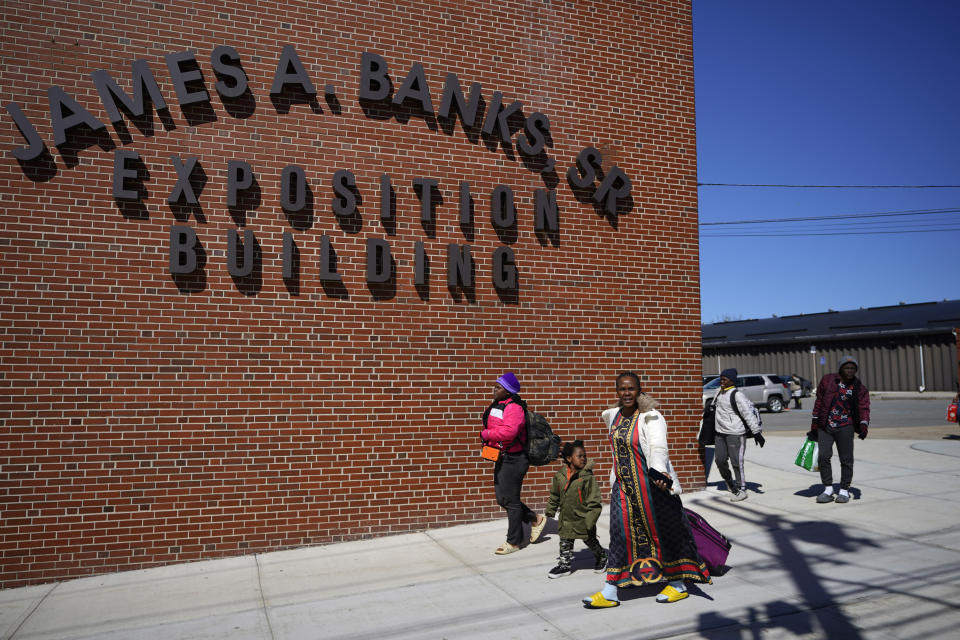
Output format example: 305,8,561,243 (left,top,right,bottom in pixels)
481,445,501,461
